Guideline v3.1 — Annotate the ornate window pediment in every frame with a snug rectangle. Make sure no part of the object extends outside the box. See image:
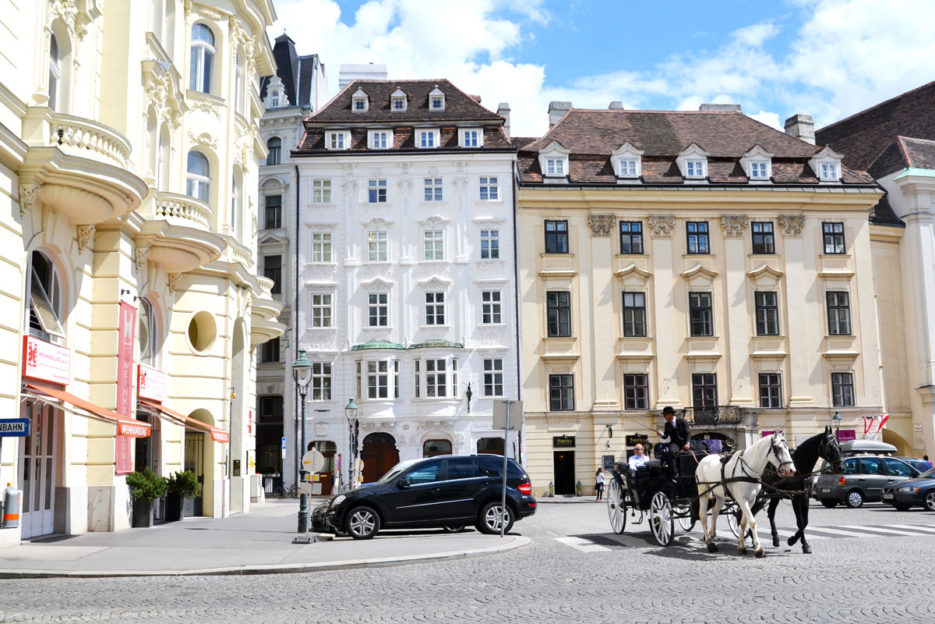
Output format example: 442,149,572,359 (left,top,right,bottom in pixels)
740,144,774,181
361,276,394,290
809,146,843,182
681,264,718,287
676,143,709,180
612,142,643,179
537,141,570,178
747,263,784,287
417,275,451,289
